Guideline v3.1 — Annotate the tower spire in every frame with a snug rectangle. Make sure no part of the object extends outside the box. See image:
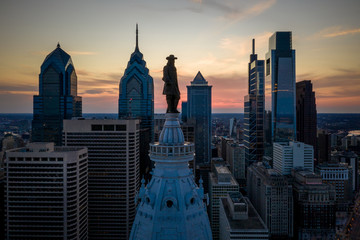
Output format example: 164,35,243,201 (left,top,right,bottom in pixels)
135,23,139,51
252,38,255,54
